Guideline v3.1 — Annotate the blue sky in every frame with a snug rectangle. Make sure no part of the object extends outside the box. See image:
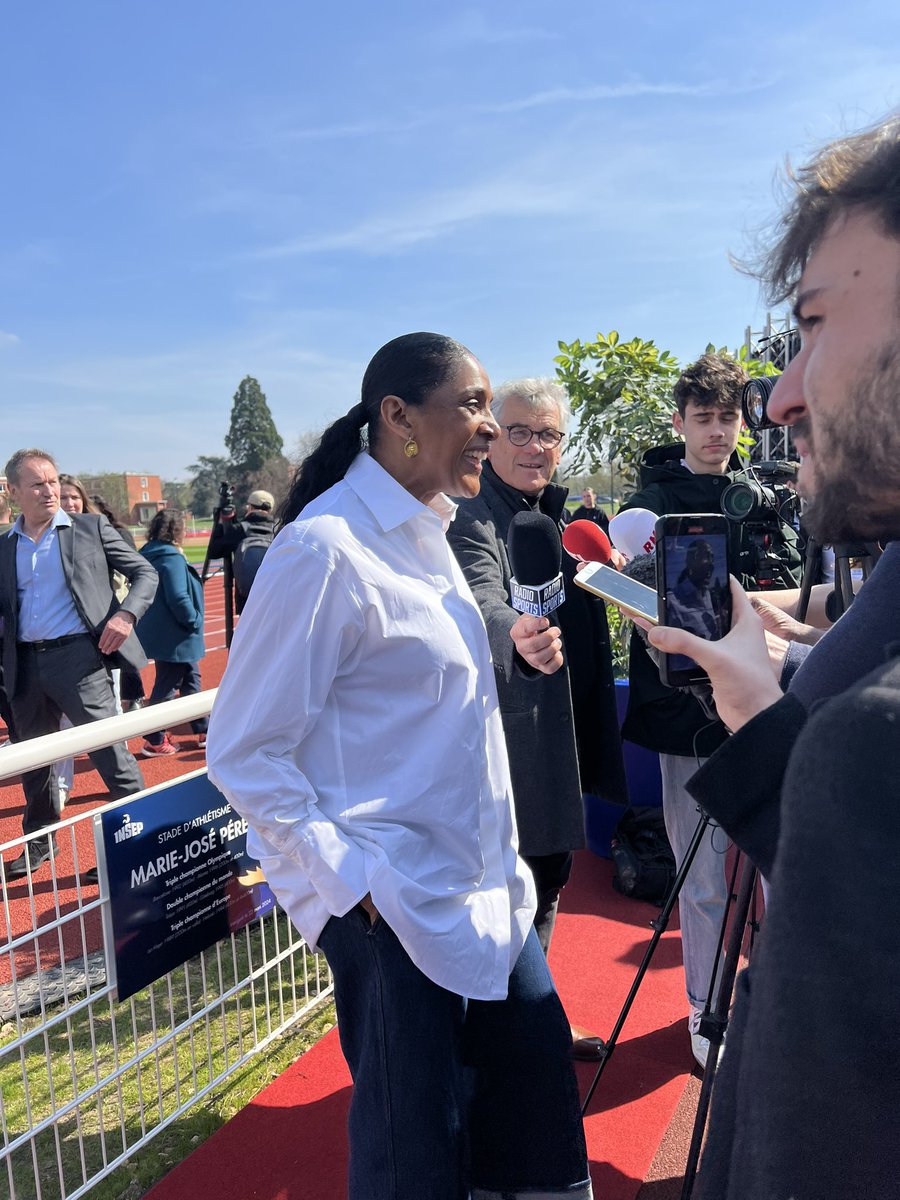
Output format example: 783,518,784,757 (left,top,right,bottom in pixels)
2,1,898,480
